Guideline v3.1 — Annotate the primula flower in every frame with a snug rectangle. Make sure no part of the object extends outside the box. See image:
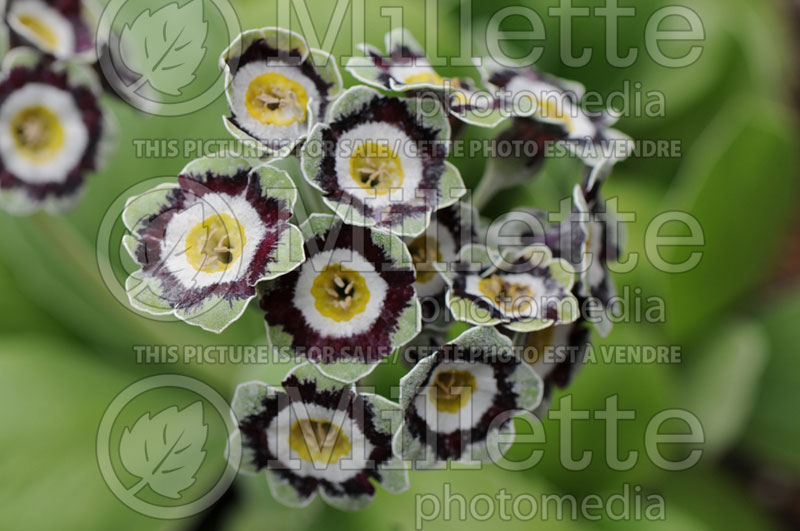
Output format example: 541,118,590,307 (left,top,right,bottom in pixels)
393,326,543,468
479,59,633,167
4,0,99,61
441,243,579,333
491,182,620,336
259,214,421,383
220,27,343,157
0,48,111,214
346,28,503,127
233,363,408,510
122,154,304,333
301,85,465,237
